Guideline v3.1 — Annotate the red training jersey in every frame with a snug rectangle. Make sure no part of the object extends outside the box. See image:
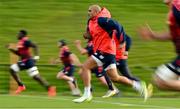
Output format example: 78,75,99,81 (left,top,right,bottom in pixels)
88,8,116,55
17,37,31,61
59,46,72,65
